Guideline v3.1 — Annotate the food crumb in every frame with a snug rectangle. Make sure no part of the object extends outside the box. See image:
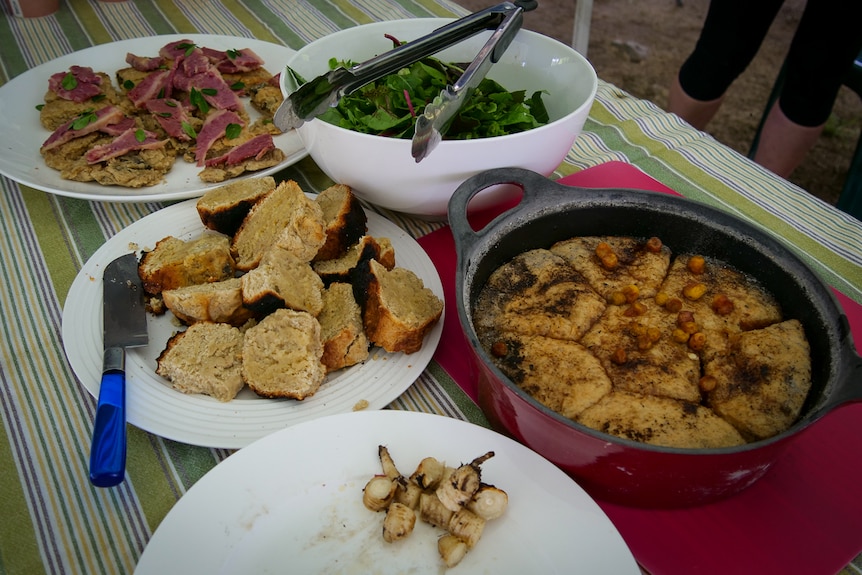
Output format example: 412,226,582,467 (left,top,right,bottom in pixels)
353,399,369,411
